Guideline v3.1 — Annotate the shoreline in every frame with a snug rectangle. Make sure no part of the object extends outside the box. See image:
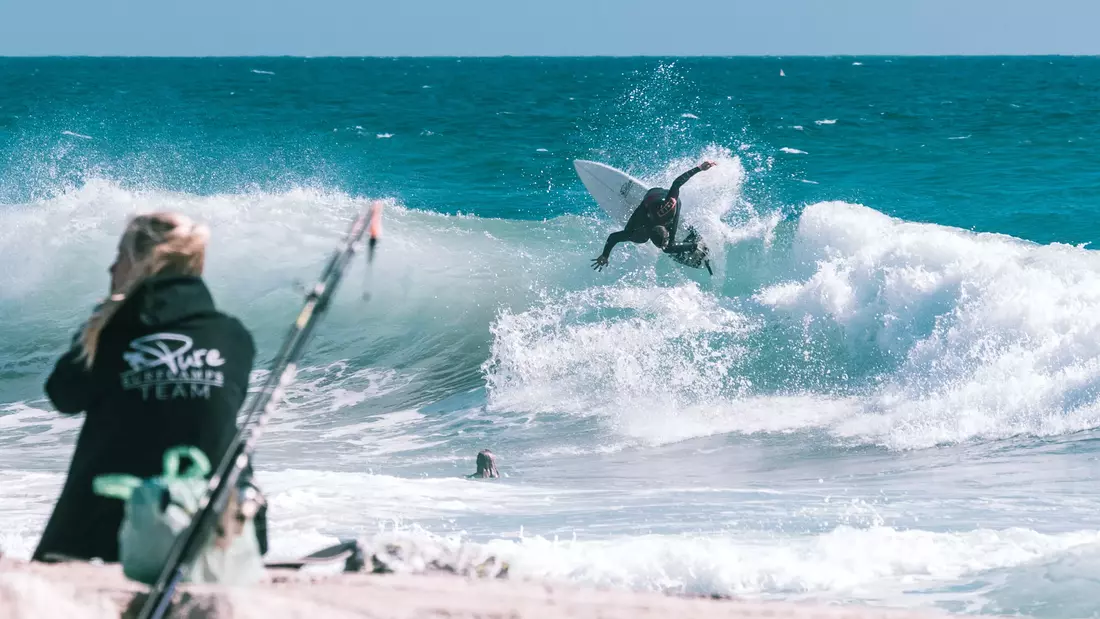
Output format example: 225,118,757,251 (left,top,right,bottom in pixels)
0,557,958,619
